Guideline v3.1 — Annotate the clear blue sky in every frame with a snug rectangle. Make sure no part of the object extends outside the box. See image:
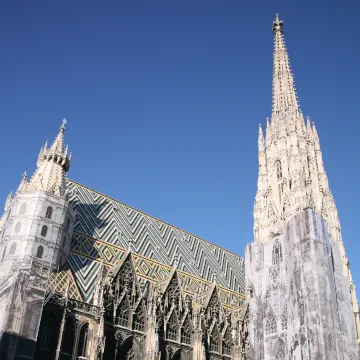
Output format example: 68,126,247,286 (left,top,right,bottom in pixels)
1,1,360,284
